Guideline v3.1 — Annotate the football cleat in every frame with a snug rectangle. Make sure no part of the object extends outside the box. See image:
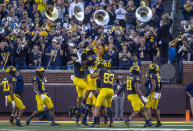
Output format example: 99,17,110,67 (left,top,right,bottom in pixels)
8,119,15,126
15,121,23,127
155,121,162,127
144,121,153,127
81,121,89,126
108,123,114,127
50,122,59,126
124,121,129,128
